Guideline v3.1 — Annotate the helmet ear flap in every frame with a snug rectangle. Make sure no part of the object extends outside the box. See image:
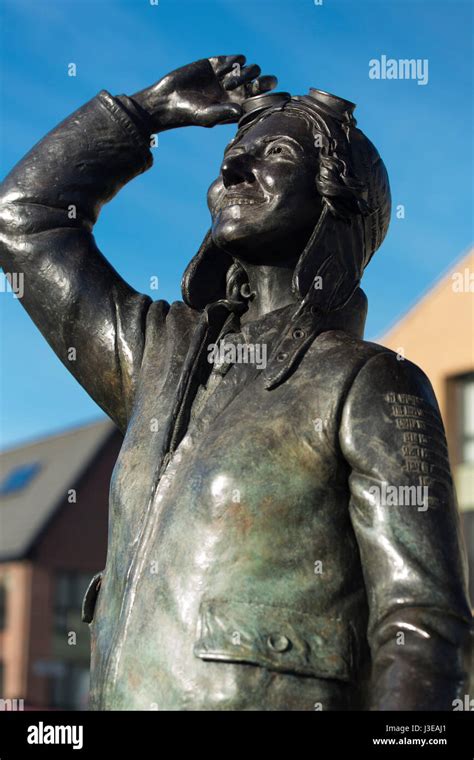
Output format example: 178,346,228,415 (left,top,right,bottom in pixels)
290,102,391,312
181,230,233,309
292,205,367,312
